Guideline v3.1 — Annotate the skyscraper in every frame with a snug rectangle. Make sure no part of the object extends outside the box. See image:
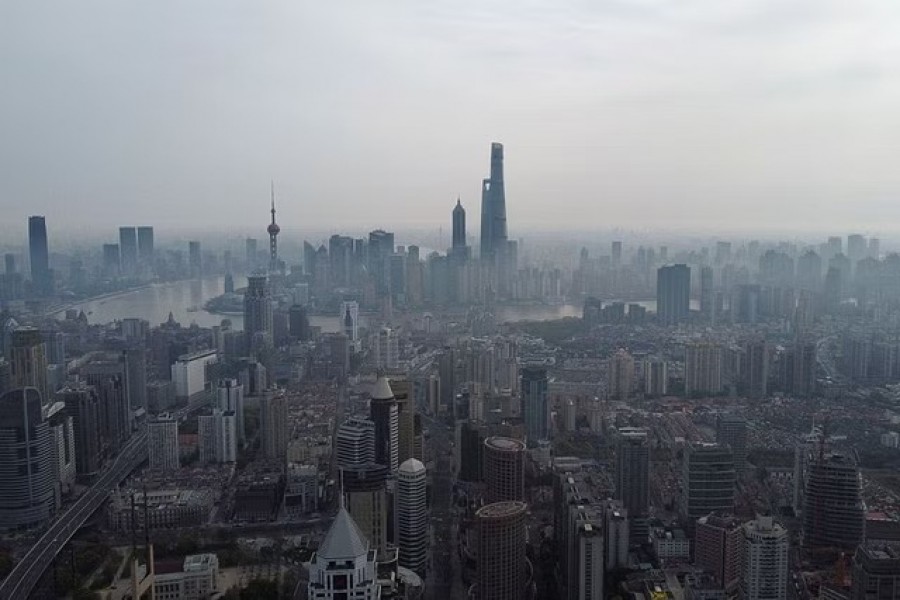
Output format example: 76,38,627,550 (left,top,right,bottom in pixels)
716,415,748,469
483,436,525,504
683,442,736,524
259,390,288,461
307,507,380,600
802,453,865,551
188,240,201,277
119,226,138,276
391,378,416,466
137,226,154,268
342,463,390,556
741,338,769,399
336,417,376,469
148,413,179,472
477,501,527,600
657,264,691,326
9,327,48,405
452,198,469,260
245,238,258,271
369,377,399,472
695,513,742,594
244,275,273,352
396,458,428,574
851,544,900,600
700,266,714,323
741,516,788,600
685,341,724,397
616,427,650,540
608,349,635,401
521,366,548,444
0,388,57,530
59,381,101,476
480,142,508,261
28,216,51,295
216,379,245,445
